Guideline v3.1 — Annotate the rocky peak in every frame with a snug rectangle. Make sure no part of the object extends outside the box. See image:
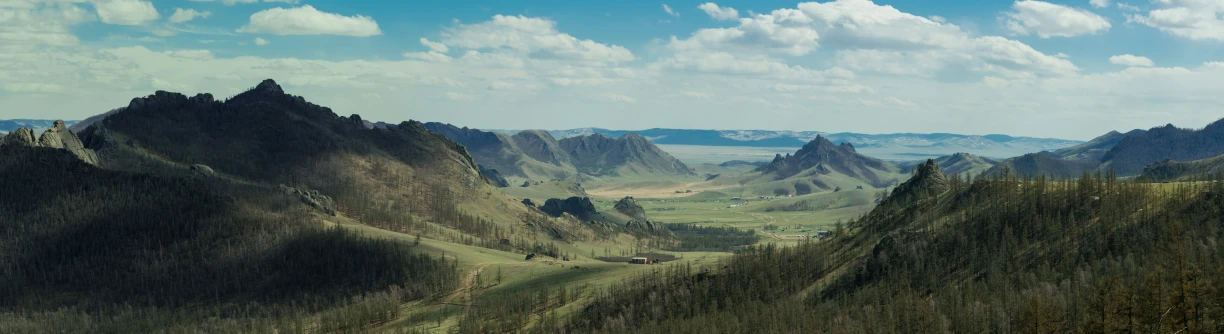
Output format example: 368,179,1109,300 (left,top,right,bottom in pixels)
613,196,649,221
256,79,283,94
885,159,948,205
0,120,98,165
